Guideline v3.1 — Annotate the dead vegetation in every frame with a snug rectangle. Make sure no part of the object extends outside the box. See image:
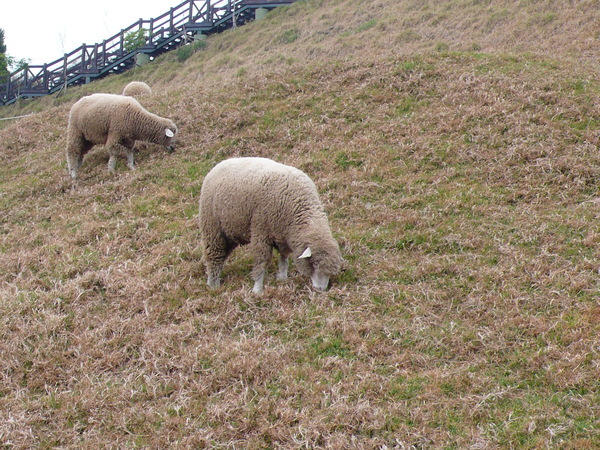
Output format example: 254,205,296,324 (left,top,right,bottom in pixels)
1,0,599,447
